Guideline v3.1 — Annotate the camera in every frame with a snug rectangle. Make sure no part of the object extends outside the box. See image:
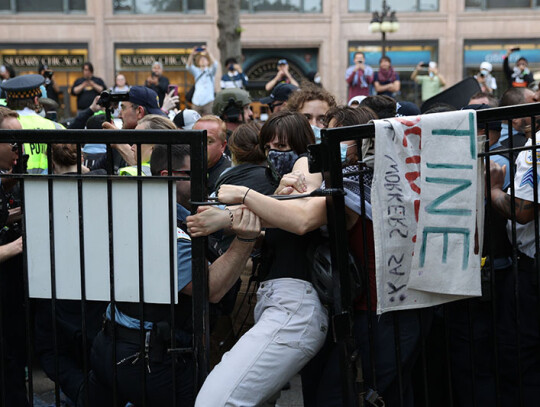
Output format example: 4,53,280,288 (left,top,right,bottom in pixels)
43,70,54,79
195,46,205,52
479,72,485,77
228,63,235,71
511,47,521,52
97,90,130,109
420,62,430,68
